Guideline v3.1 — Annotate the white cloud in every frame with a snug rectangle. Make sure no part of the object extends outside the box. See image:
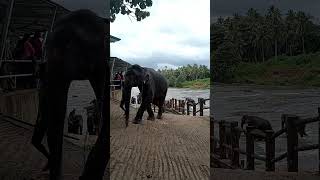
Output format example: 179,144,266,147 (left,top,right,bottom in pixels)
156,63,180,70
111,0,210,69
